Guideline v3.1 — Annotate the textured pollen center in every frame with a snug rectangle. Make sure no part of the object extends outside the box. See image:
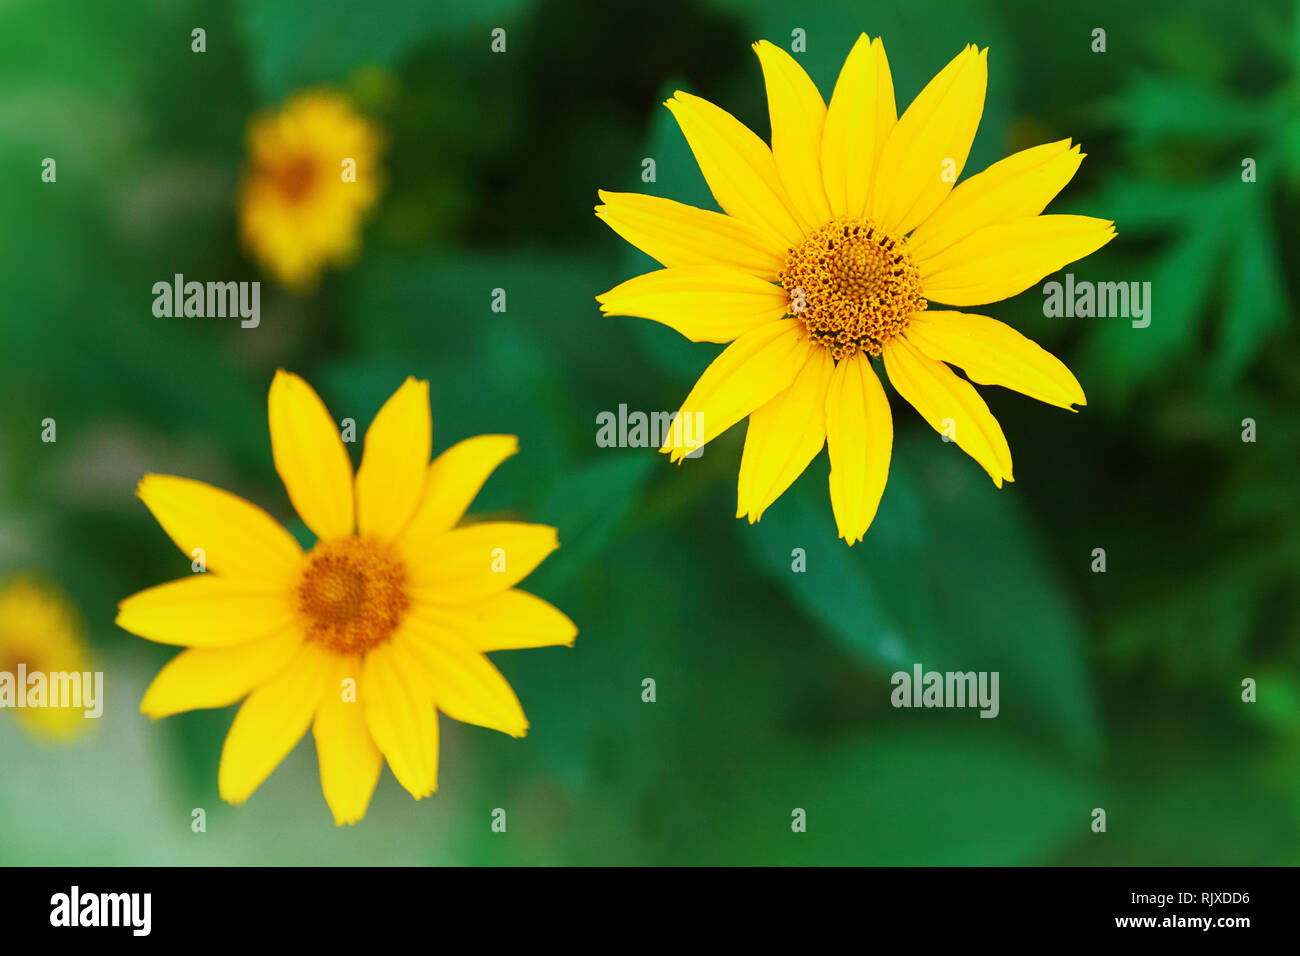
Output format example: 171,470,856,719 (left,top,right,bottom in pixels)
780,217,926,359
298,537,408,655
